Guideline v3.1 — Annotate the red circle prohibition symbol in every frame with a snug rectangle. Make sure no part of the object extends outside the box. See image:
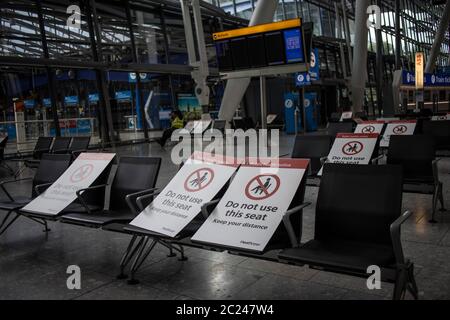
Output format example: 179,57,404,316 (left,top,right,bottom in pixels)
361,125,376,133
342,141,364,156
245,174,281,201
393,125,408,134
184,168,214,192
70,164,94,183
